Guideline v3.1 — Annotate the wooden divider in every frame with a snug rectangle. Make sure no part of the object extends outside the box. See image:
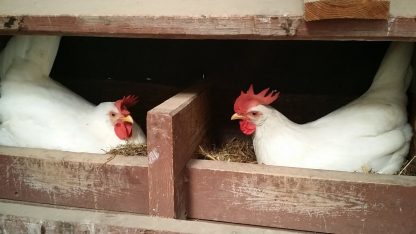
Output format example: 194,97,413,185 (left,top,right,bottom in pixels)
187,160,416,233
147,82,211,218
0,146,149,213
